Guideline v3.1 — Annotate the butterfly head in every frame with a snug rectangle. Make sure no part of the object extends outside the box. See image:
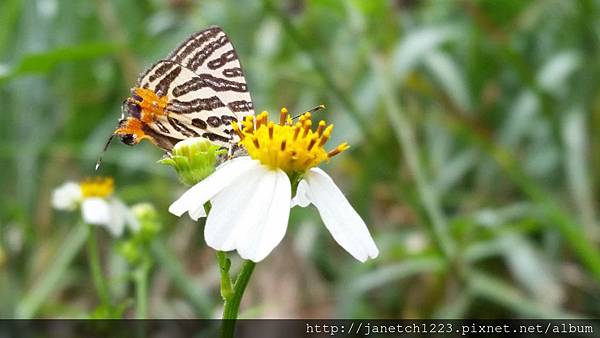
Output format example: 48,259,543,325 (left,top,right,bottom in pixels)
113,115,180,151
118,96,143,146
119,133,136,146
114,117,148,146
